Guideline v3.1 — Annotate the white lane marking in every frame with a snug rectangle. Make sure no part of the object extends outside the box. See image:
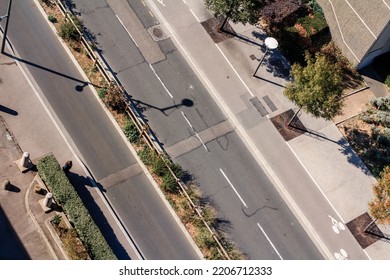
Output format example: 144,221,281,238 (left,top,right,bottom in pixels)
285,142,346,224
189,9,200,23
156,0,166,6
149,64,174,98
257,223,283,260
146,2,333,259
181,111,209,151
383,0,390,10
220,168,248,208
215,44,255,97
182,0,187,4
116,15,139,48
345,0,376,39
